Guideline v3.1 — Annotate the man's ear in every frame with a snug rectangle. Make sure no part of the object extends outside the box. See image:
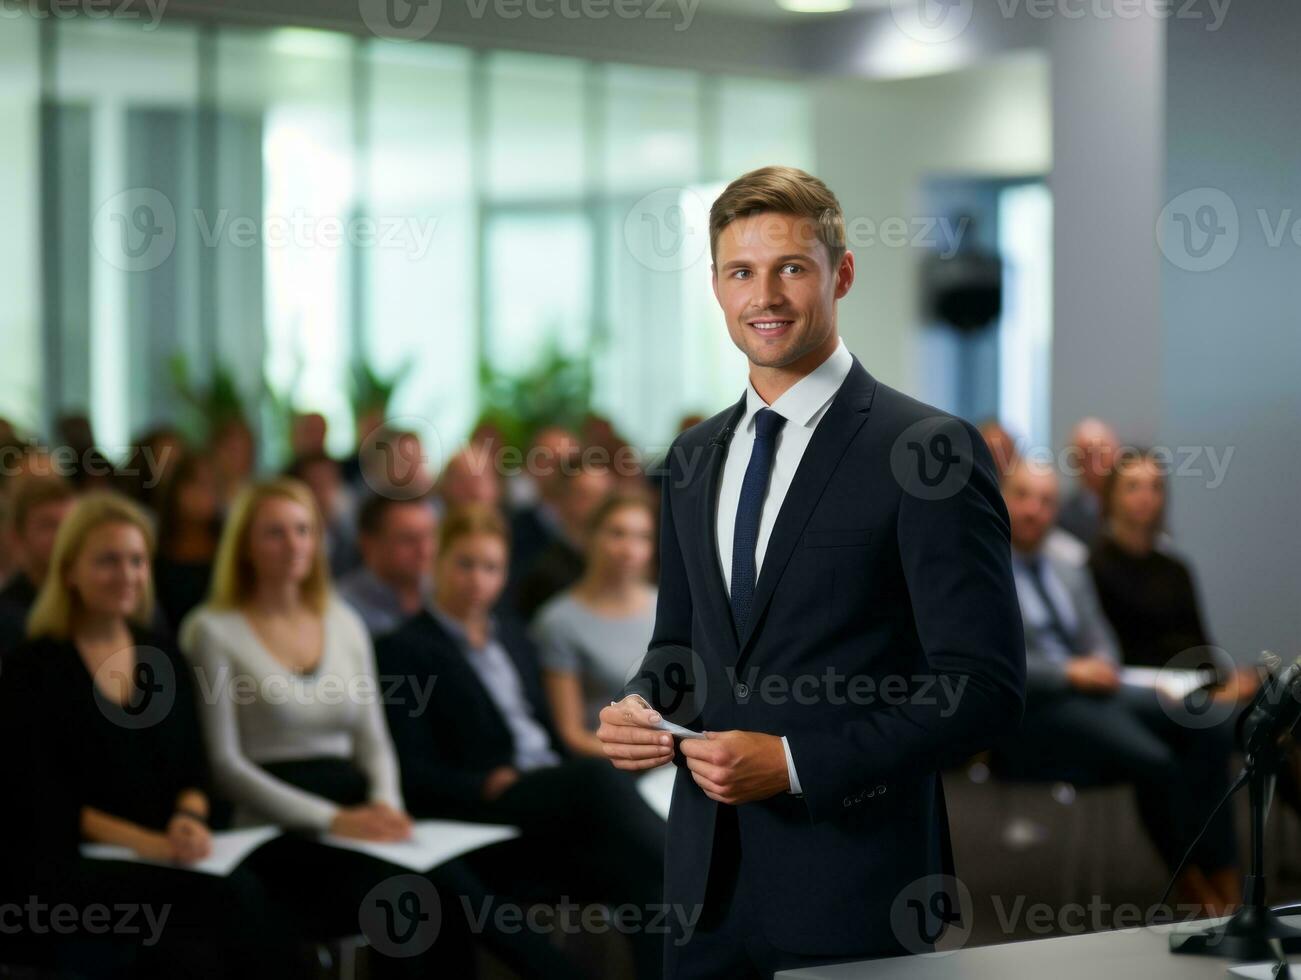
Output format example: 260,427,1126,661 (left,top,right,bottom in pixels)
710,263,720,304
834,250,855,299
